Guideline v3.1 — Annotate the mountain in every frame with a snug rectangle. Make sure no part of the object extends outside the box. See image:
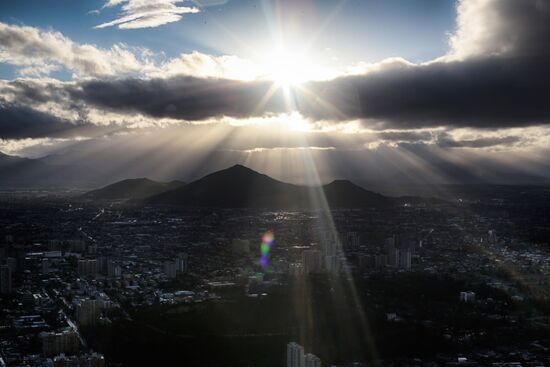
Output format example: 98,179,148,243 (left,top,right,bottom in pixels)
83,178,185,200
147,164,390,209
322,180,388,207
0,152,100,187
